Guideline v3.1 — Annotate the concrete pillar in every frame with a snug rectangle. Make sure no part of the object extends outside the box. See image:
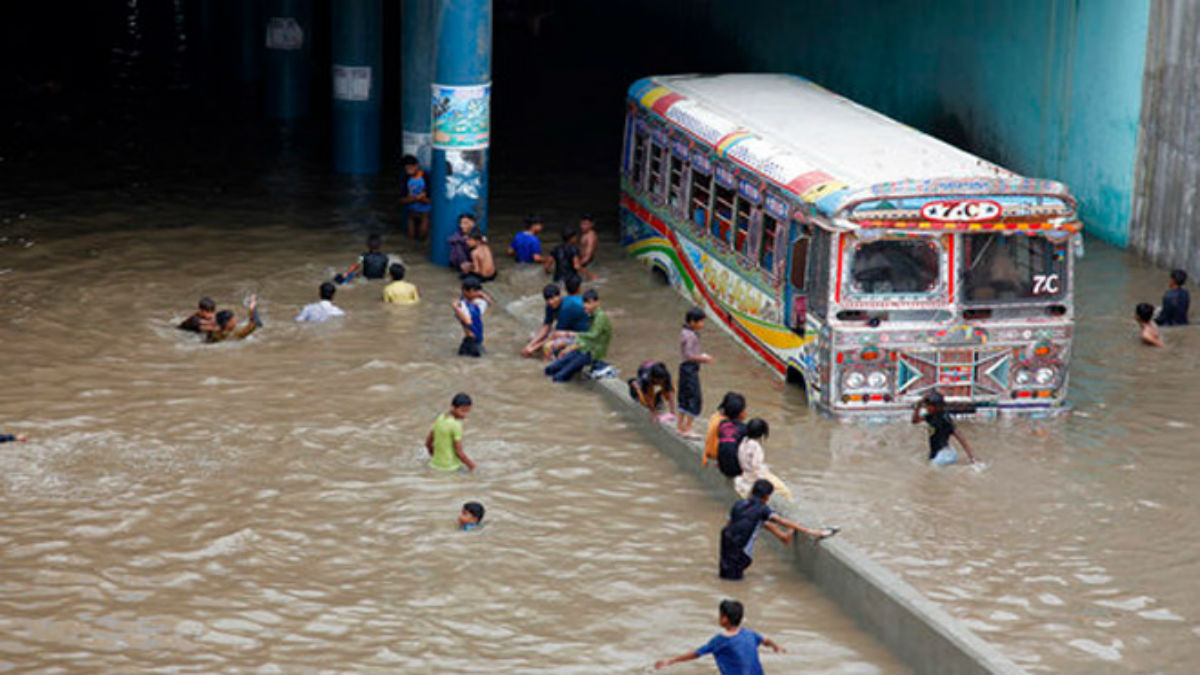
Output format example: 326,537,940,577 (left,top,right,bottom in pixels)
264,0,313,120
402,0,435,168
332,0,382,173
428,0,492,266
232,0,264,87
